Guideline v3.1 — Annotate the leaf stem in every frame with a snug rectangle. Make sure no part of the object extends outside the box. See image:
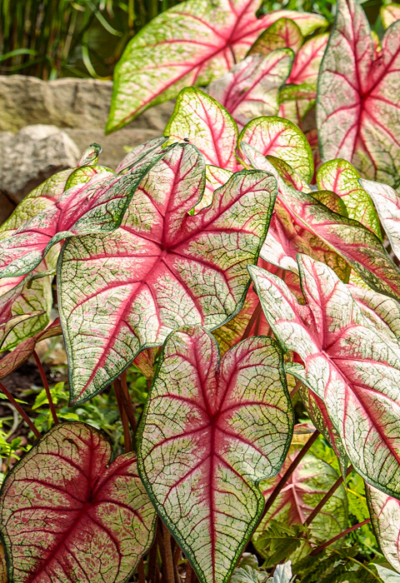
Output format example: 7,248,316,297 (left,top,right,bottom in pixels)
113,377,133,452
138,558,146,583
162,521,177,583
305,465,353,527
147,526,159,583
33,350,59,425
0,380,41,439
311,519,371,555
330,549,382,582
261,430,320,520
289,379,302,399
120,370,137,433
